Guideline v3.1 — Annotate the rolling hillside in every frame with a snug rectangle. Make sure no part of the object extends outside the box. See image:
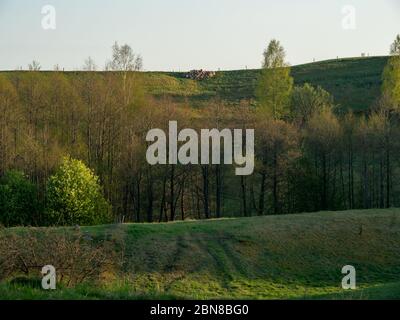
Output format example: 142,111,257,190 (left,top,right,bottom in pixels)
143,56,388,111
1,56,388,111
2,208,400,300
